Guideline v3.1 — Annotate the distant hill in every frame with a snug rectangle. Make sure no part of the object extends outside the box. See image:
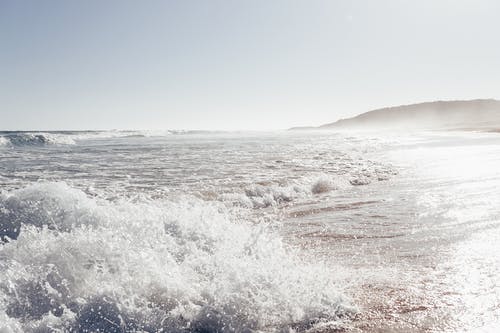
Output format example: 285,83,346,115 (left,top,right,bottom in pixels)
302,99,500,130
